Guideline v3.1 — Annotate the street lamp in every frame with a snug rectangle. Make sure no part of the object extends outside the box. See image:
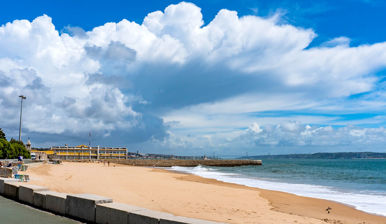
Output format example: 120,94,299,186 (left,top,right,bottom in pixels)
18,95,26,142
